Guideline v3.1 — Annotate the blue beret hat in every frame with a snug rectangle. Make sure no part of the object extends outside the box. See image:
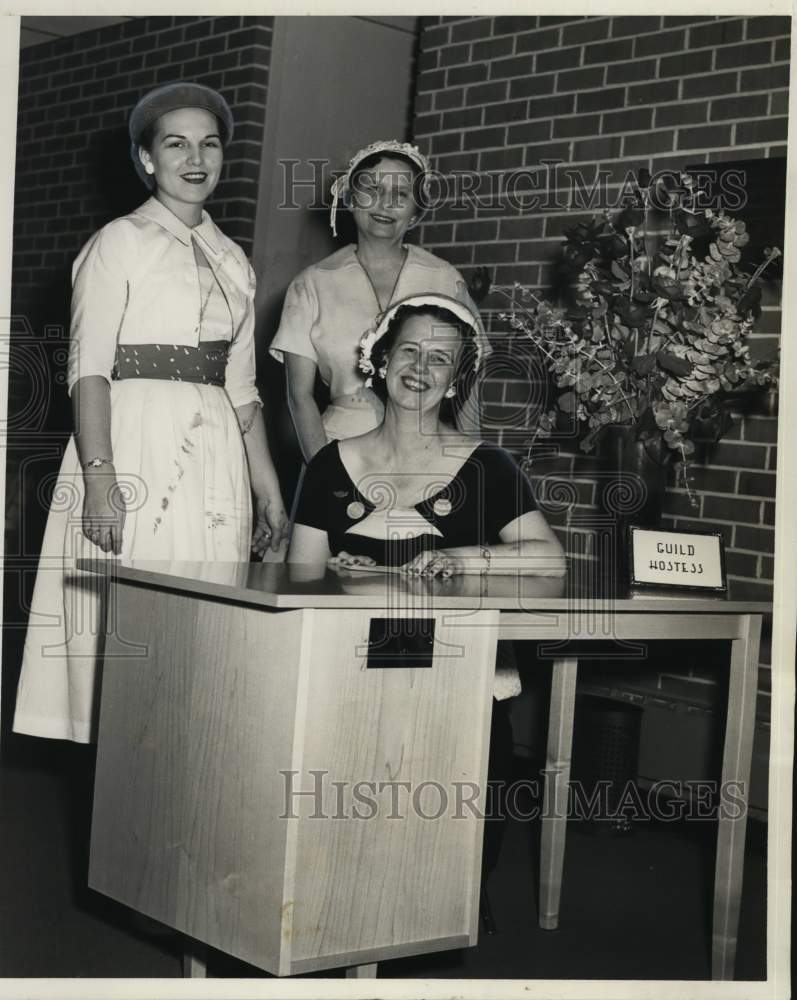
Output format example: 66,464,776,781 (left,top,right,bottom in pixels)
129,82,234,188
